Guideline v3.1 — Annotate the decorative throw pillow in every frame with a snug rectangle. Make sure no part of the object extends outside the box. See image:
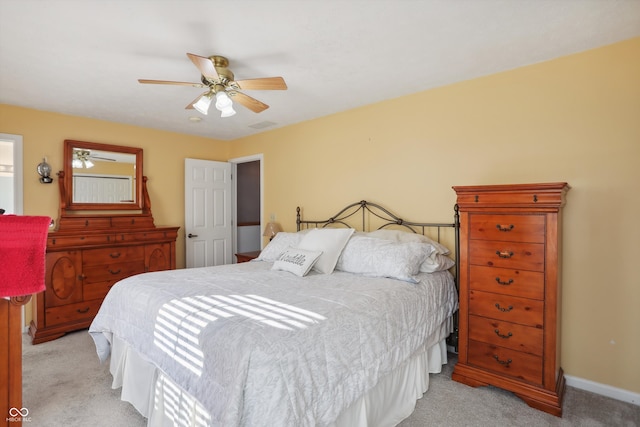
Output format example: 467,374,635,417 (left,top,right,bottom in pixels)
336,235,434,283
297,228,355,274
256,232,304,262
271,247,323,277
